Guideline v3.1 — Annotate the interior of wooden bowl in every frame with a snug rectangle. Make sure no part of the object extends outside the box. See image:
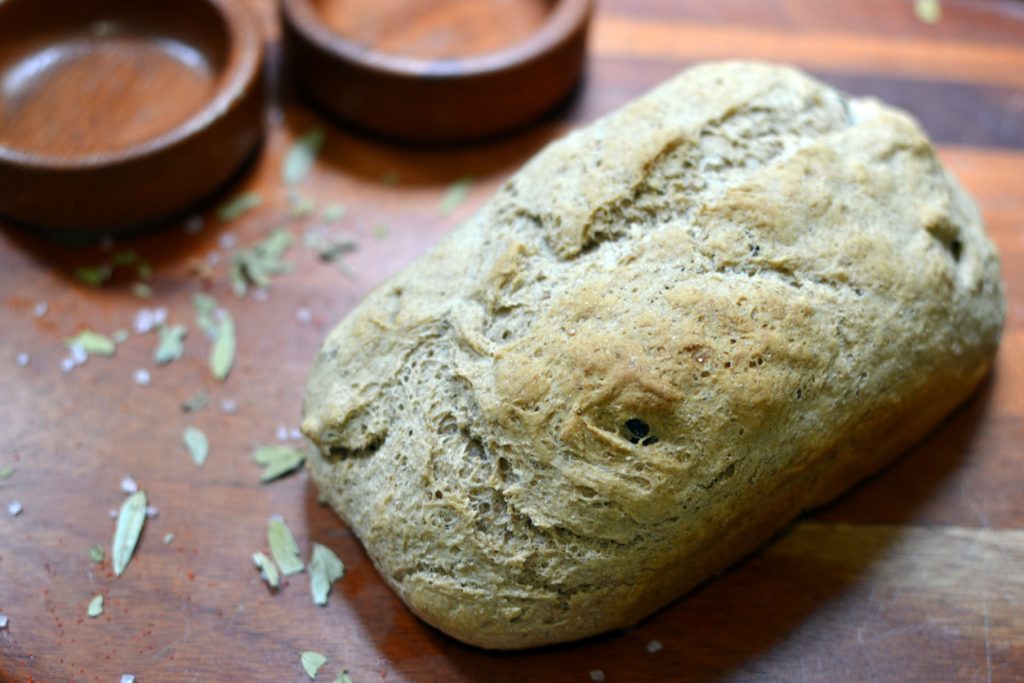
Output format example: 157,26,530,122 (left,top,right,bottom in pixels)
0,0,232,161
309,0,559,61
